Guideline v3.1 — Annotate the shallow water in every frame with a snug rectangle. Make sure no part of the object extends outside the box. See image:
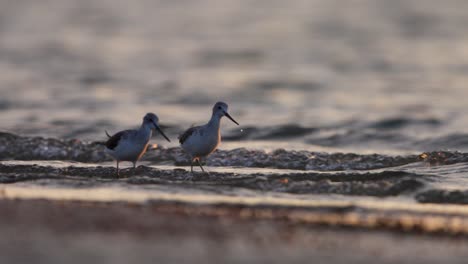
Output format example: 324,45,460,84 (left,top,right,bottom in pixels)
2,0,468,240
2,134,468,206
